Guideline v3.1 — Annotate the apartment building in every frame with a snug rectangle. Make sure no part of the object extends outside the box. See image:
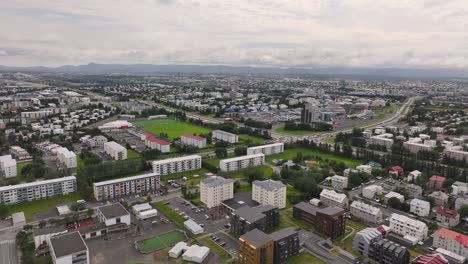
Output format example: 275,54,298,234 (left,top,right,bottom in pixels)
362,185,383,199
93,173,160,201
246,143,284,156
9,146,32,161
181,134,206,148
452,181,468,196
104,141,127,160
21,110,53,119
412,254,448,264
0,176,77,205
384,192,405,203
410,199,431,217
352,226,388,258
433,228,468,259
84,135,108,148
407,170,422,182
152,155,202,175
269,228,300,264
429,191,449,206
443,146,468,162
436,207,460,228
315,207,346,240
220,154,265,172
141,132,170,153
212,130,239,144
0,154,17,178
330,175,348,190
350,201,383,224
356,165,372,175
429,176,446,190
55,147,77,168
200,176,234,208
389,213,428,241
320,189,349,208
403,141,434,154
49,231,89,264
238,229,274,264
369,133,394,150
368,239,410,264
230,205,279,237
252,180,286,209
